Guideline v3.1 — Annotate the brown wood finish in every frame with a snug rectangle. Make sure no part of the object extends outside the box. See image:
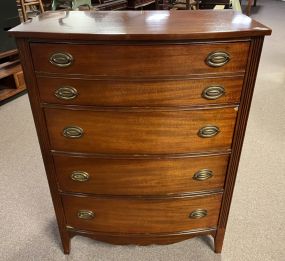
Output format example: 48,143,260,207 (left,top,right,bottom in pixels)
9,11,271,40
214,36,266,253
31,42,250,77
62,193,222,233
45,107,238,154
10,10,271,255
0,50,26,103
37,76,244,107
54,154,229,195
67,227,216,246
15,39,71,254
